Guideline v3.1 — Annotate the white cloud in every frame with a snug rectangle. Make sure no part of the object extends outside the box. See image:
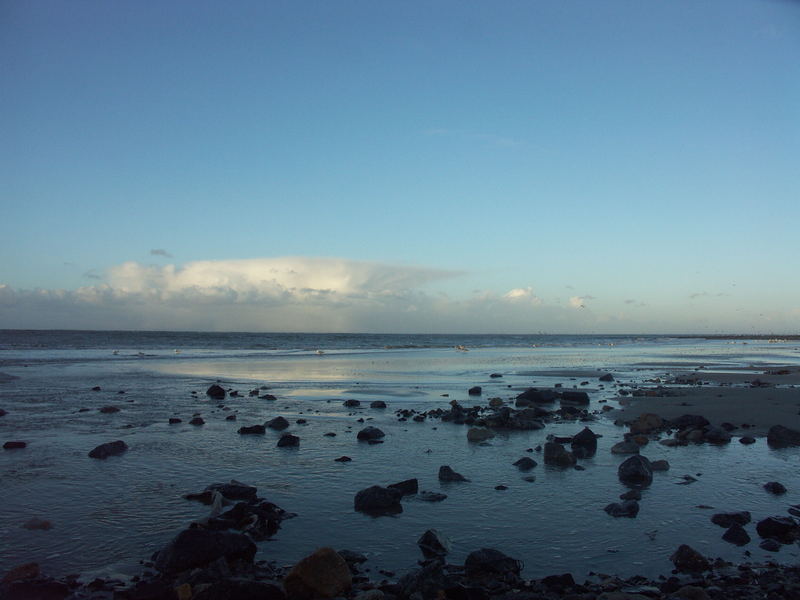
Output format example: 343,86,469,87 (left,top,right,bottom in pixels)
503,287,542,304
569,295,595,309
